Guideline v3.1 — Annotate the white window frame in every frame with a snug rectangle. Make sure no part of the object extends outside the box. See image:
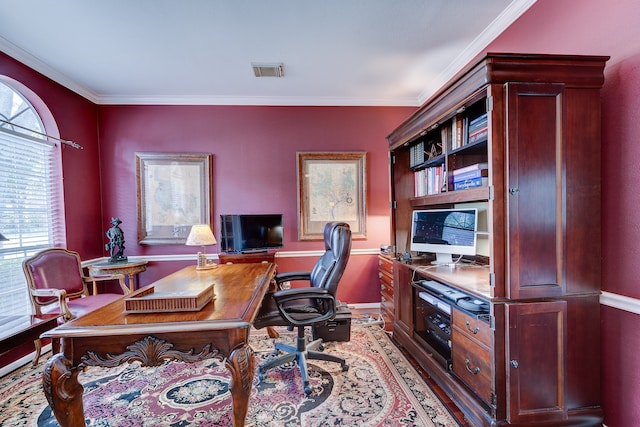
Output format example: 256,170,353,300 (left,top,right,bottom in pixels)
0,81,66,316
